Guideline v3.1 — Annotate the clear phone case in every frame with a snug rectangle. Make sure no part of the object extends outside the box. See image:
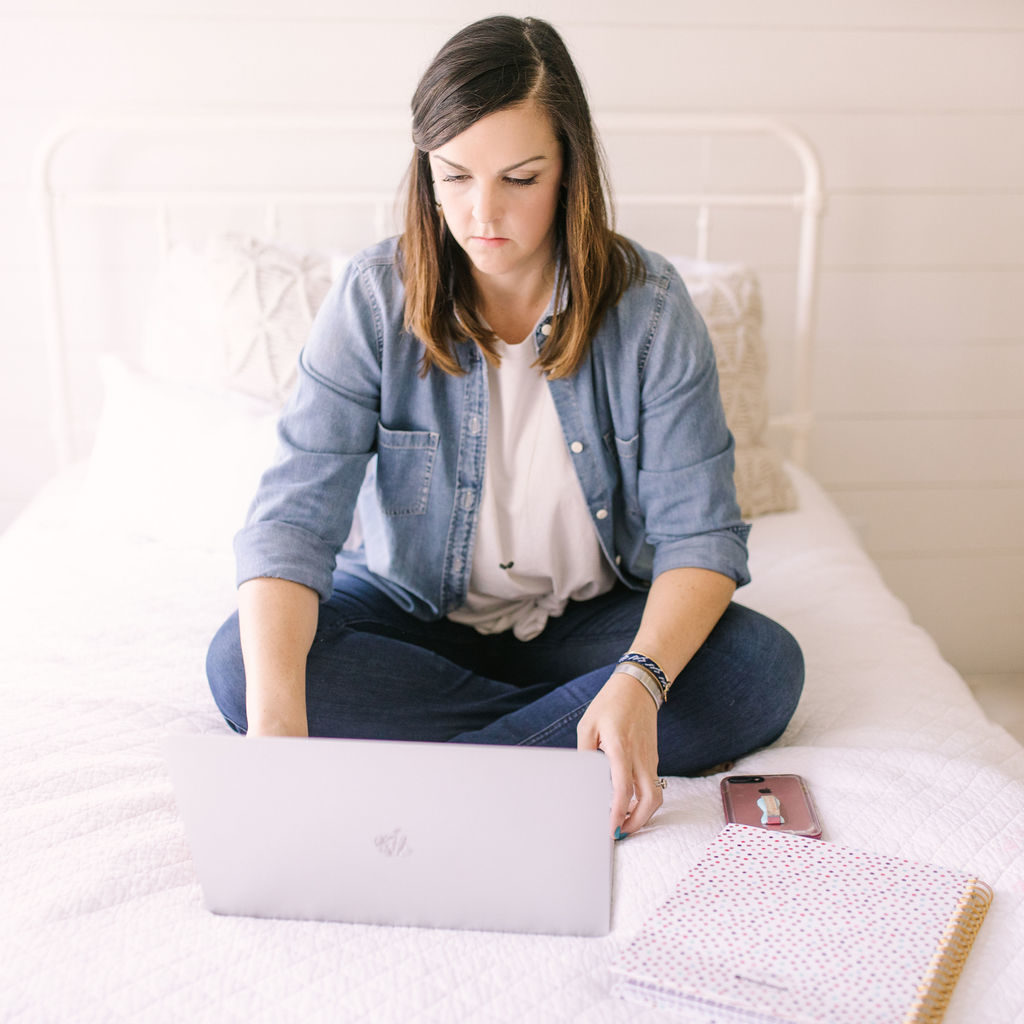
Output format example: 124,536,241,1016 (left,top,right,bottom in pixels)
720,773,822,839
